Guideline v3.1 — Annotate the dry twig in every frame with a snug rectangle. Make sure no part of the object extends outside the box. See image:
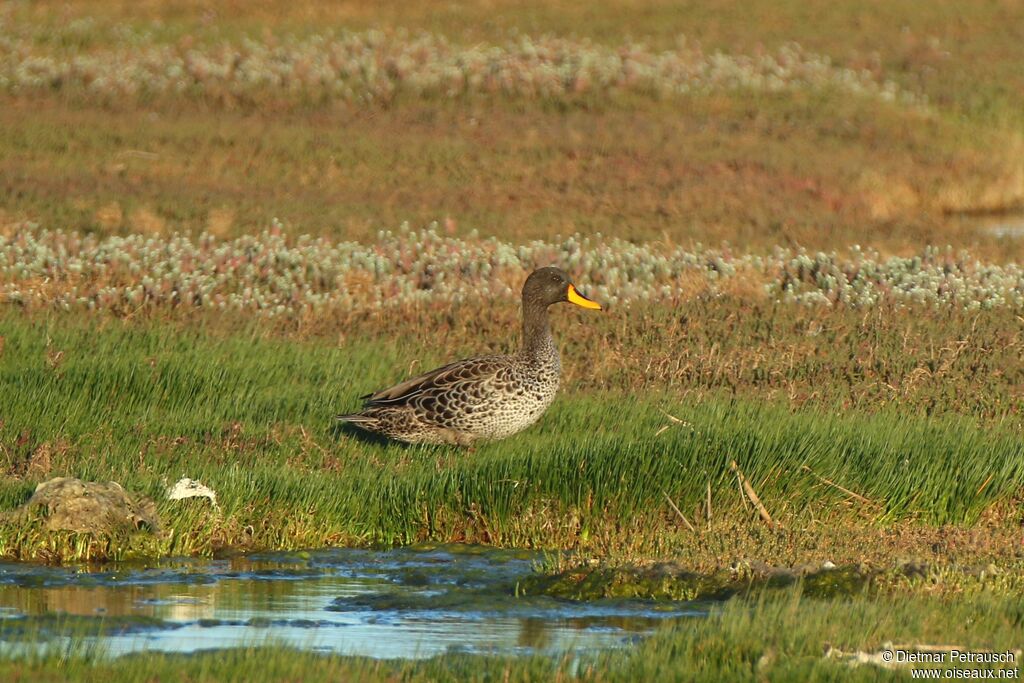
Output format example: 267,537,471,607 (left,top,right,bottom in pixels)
731,460,778,528
663,491,696,533
705,480,712,527
801,465,877,507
